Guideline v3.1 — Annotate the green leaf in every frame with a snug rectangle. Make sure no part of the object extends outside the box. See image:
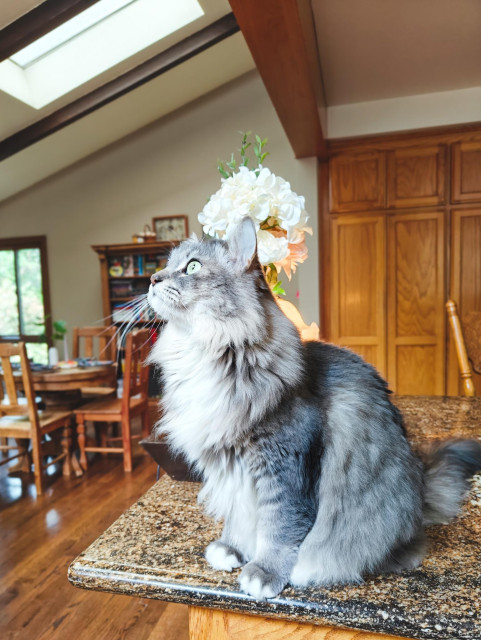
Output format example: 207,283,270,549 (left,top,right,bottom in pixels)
217,162,230,179
272,281,286,296
52,319,67,340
